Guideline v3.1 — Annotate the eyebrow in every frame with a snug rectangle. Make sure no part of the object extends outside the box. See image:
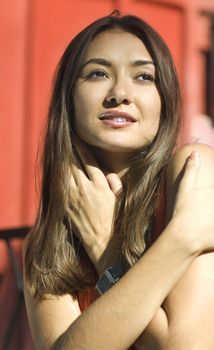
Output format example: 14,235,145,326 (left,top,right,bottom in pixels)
82,58,112,68
81,58,154,69
132,59,154,67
